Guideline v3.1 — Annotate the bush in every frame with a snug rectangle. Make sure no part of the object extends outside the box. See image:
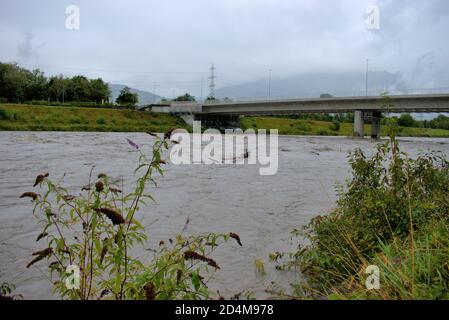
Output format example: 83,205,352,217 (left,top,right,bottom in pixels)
0,108,21,121
272,136,449,299
0,107,7,120
297,122,311,132
329,120,340,131
398,113,416,127
317,129,329,136
96,117,106,125
21,132,240,300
